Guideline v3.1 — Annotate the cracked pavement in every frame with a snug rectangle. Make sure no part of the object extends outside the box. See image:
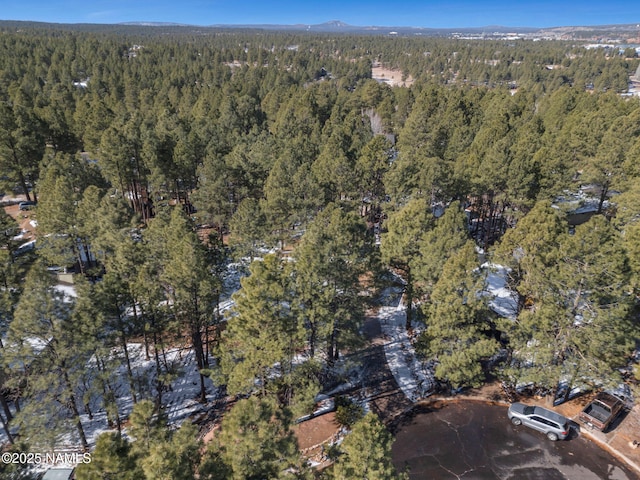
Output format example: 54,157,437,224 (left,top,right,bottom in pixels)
361,286,639,479
391,402,638,479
